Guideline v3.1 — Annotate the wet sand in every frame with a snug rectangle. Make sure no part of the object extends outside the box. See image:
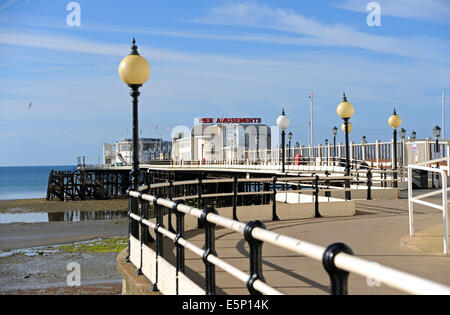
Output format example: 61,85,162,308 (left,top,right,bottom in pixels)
0,198,128,213
0,198,128,295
